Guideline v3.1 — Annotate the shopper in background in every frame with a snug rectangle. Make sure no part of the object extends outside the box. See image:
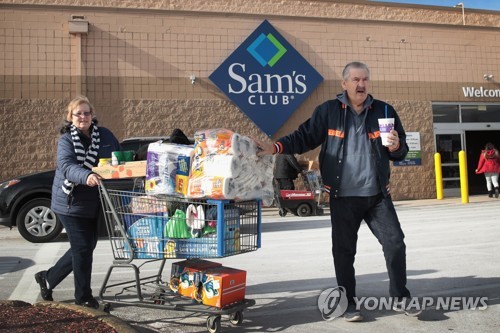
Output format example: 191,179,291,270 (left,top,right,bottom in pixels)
35,96,120,308
274,153,304,190
475,142,500,198
256,61,420,321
